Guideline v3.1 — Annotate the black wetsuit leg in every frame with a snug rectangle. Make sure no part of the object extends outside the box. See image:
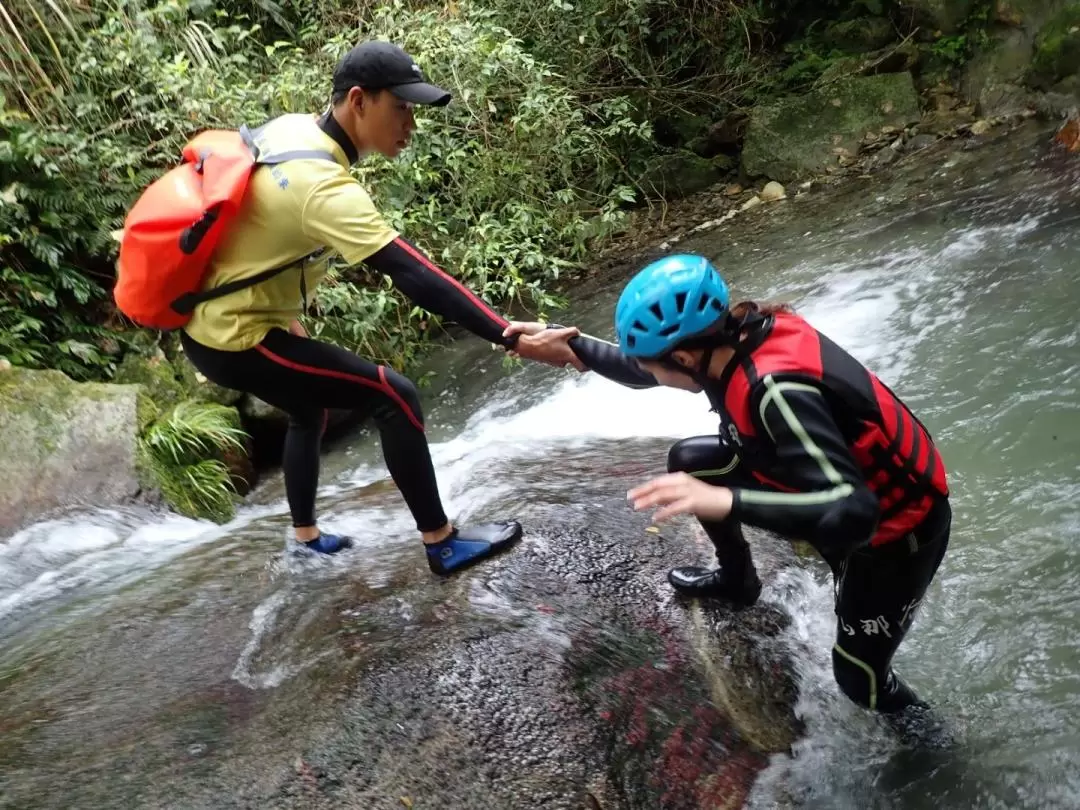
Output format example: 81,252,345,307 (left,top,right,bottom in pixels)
831,496,951,713
666,434,761,598
180,328,448,532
